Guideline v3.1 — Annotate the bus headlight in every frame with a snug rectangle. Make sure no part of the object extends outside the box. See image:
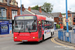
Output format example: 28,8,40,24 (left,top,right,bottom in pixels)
33,37,37,39
15,37,17,39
